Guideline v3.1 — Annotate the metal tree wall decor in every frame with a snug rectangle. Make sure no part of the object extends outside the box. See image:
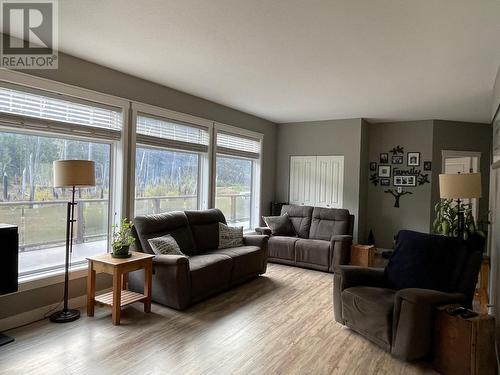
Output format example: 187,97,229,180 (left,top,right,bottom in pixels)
369,144,431,208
